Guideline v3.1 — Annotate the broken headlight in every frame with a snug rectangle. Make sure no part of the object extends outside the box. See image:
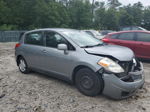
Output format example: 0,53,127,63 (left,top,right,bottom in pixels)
97,57,124,73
